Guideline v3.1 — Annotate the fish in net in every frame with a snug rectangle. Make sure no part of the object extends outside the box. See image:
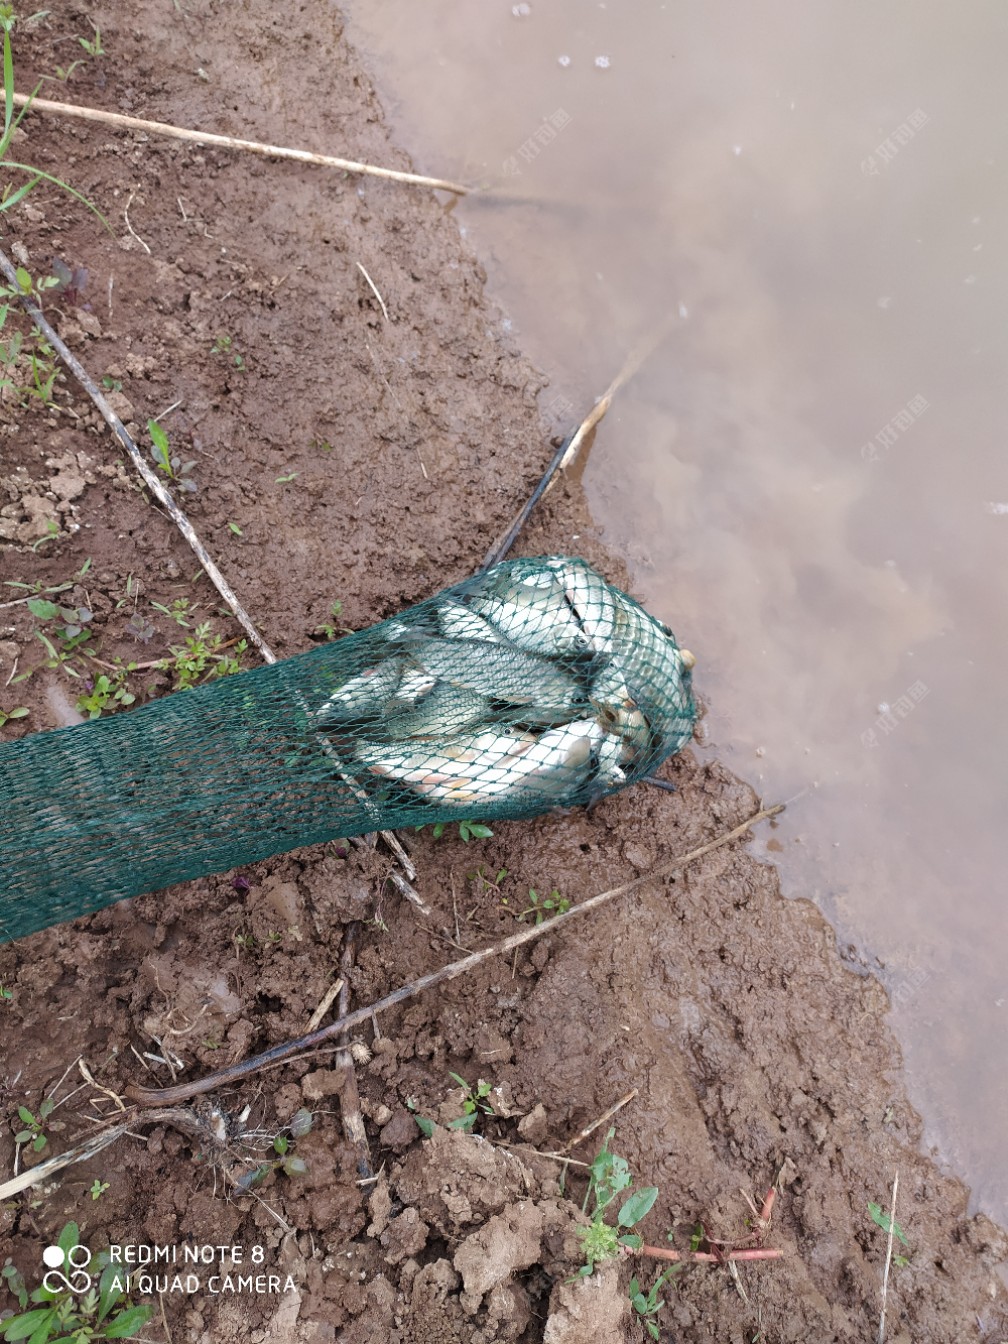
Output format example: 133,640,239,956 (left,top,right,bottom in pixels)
0,556,695,942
